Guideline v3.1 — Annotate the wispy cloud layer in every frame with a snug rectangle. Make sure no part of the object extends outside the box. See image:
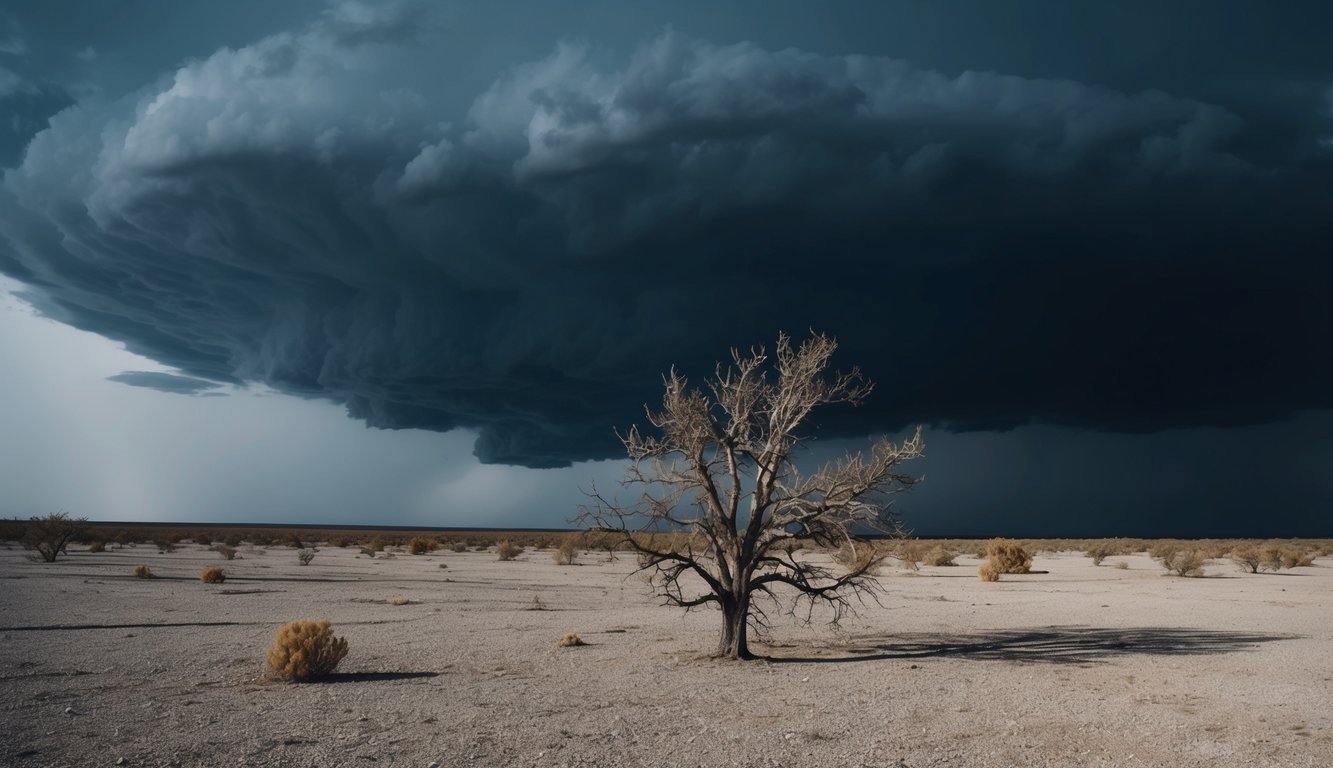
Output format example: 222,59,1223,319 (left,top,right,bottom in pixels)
106,371,228,396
